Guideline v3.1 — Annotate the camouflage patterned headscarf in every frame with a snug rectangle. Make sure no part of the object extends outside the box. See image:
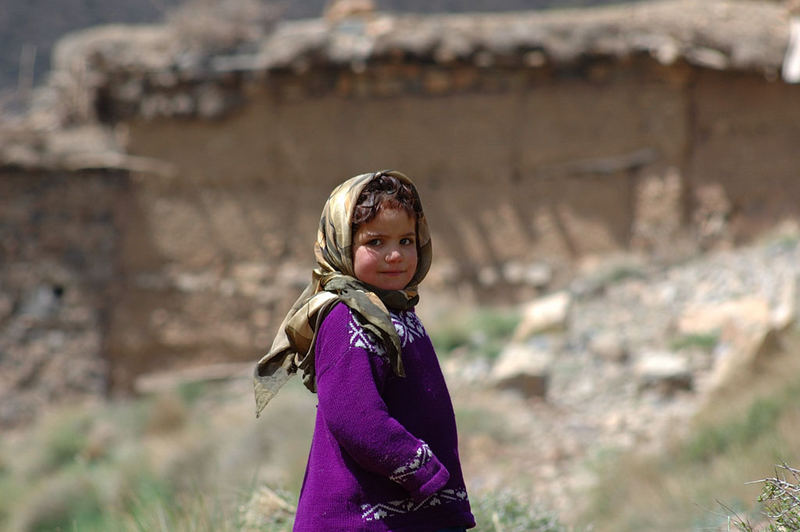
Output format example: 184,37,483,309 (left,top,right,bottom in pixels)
253,170,432,417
